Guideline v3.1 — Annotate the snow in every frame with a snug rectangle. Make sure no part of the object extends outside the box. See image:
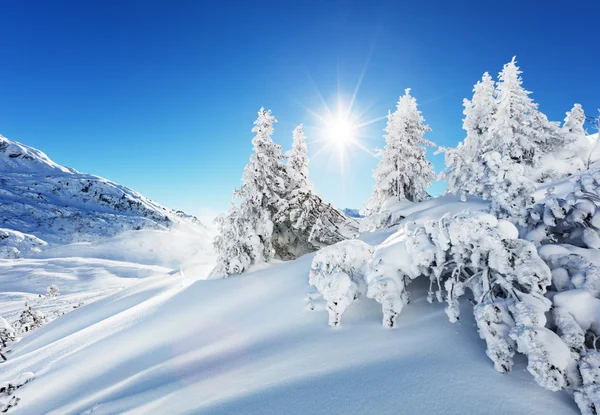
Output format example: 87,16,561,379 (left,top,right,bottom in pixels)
0,255,577,414
554,290,600,332
0,134,206,256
